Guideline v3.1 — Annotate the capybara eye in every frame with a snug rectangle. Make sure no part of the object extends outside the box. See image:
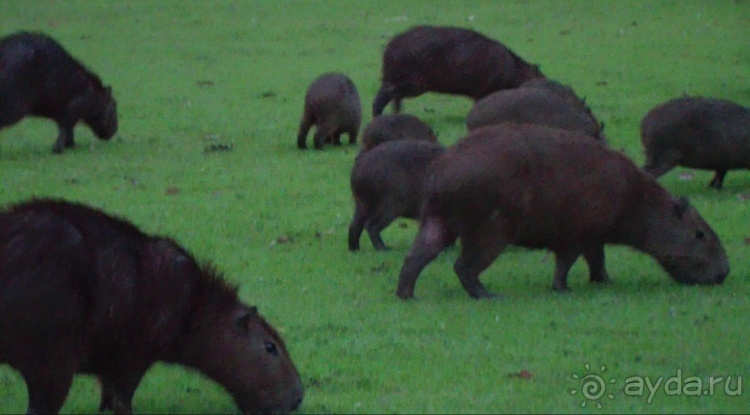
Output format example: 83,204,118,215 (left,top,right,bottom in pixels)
695,230,706,240
265,341,278,356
